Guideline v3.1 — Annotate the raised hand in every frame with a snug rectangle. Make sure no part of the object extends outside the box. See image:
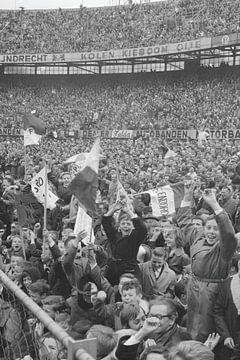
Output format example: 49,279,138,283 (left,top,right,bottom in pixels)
76,230,88,243
96,290,107,302
204,333,220,350
141,317,160,336
183,179,195,202
202,189,221,212
224,337,235,350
